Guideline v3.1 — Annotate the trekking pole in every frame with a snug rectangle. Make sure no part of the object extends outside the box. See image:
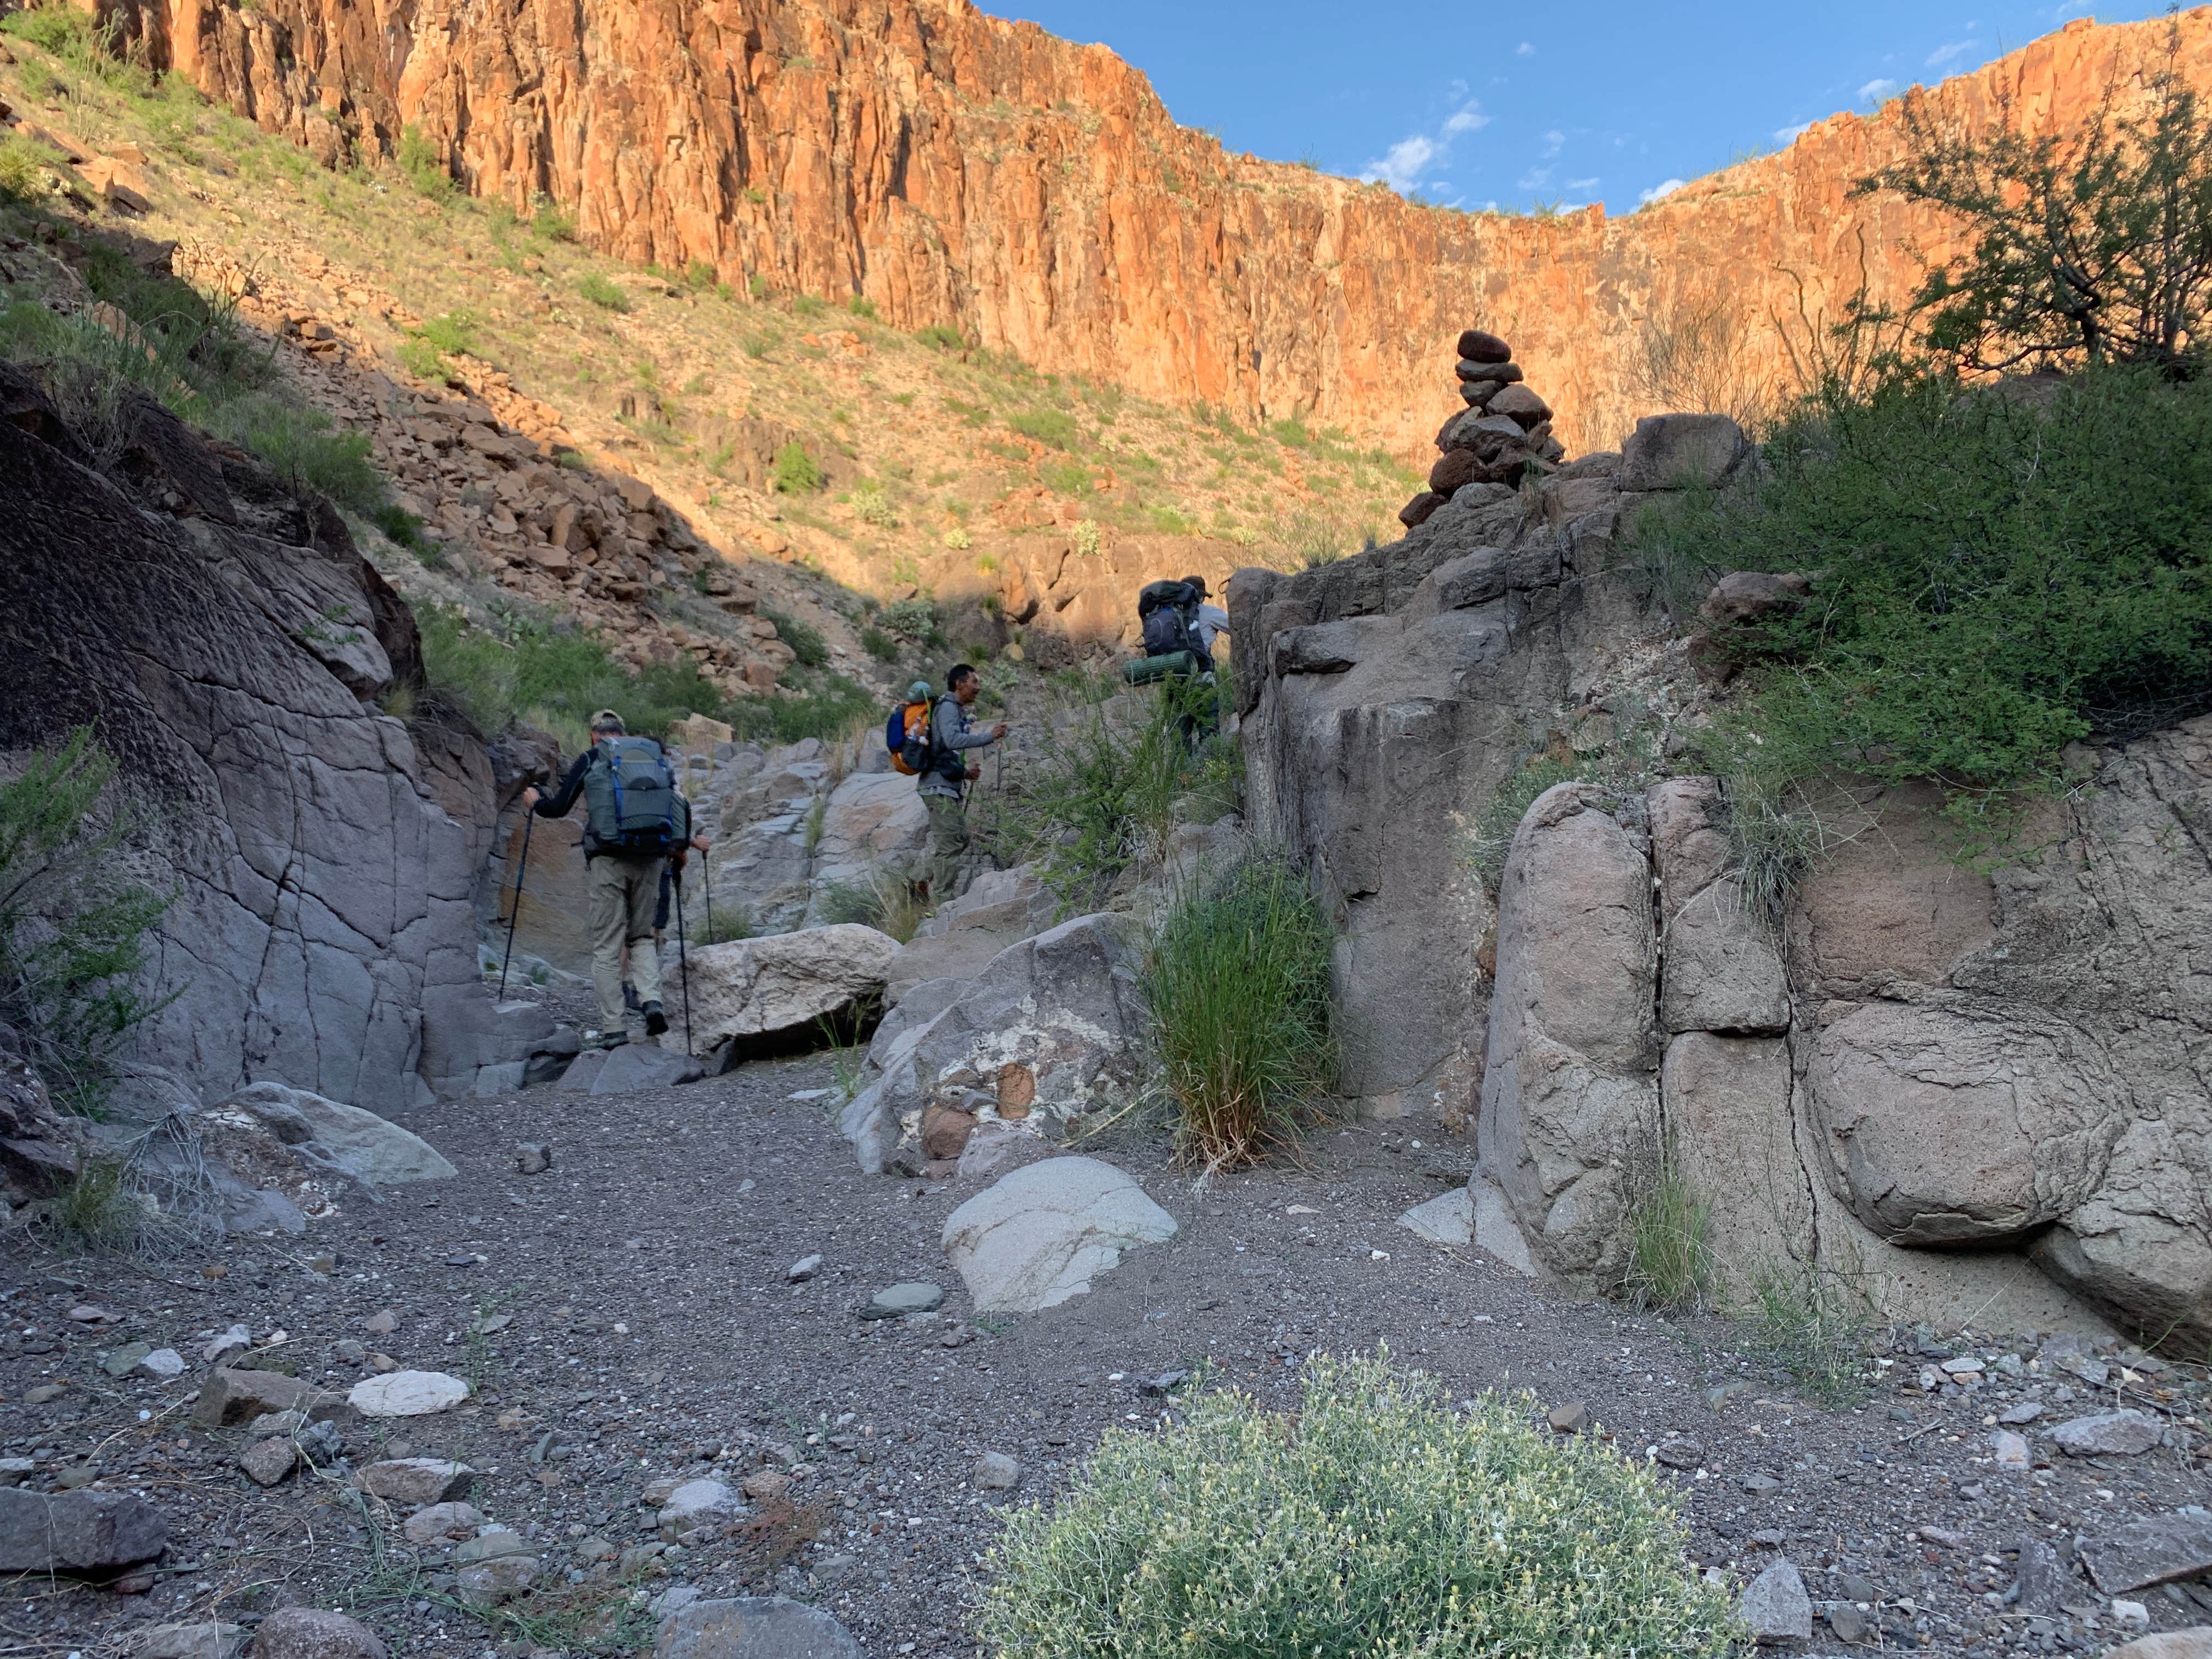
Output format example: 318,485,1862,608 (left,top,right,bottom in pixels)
702,839,714,944
673,869,694,1058
496,809,535,1001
